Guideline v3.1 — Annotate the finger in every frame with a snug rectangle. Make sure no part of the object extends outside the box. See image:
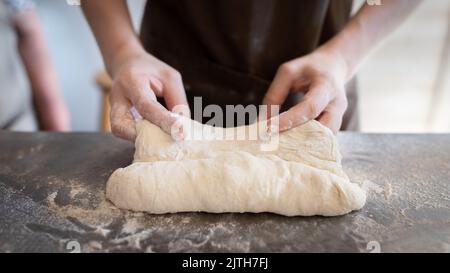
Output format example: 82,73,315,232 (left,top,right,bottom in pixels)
277,82,332,132
318,97,348,134
149,76,163,96
109,93,137,141
126,77,179,135
161,70,190,117
257,103,281,124
317,110,342,134
262,63,296,119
